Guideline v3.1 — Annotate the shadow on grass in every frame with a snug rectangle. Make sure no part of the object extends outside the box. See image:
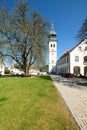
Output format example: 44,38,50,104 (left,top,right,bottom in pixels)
0,74,32,78
0,97,8,102
0,75,52,82
38,75,52,81
0,75,22,78
0,97,8,107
